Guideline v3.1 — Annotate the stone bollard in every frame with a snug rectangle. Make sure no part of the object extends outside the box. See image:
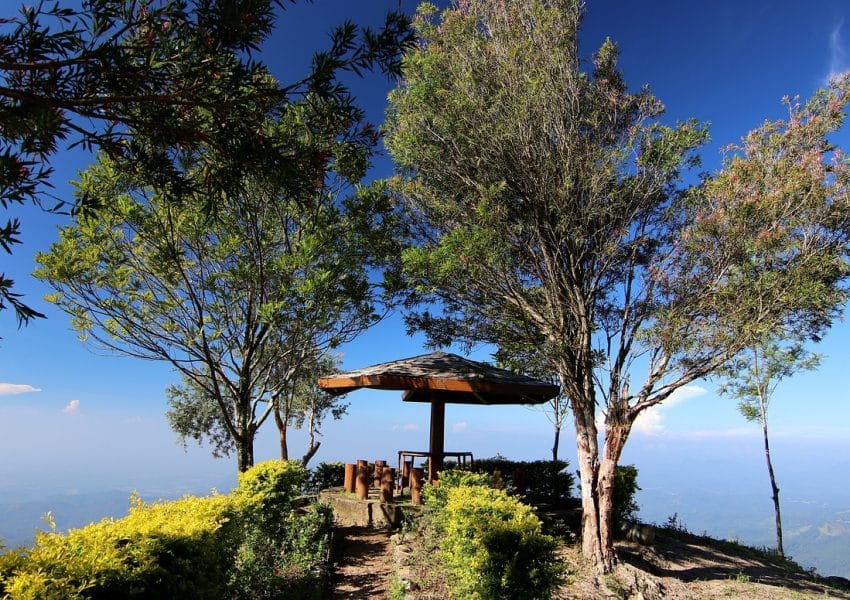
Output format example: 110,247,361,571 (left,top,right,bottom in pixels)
410,468,424,505
512,468,527,495
381,467,395,503
343,463,356,493
373,460,387,489
355,462,370,500
493,469,504,490
401,460,412,490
